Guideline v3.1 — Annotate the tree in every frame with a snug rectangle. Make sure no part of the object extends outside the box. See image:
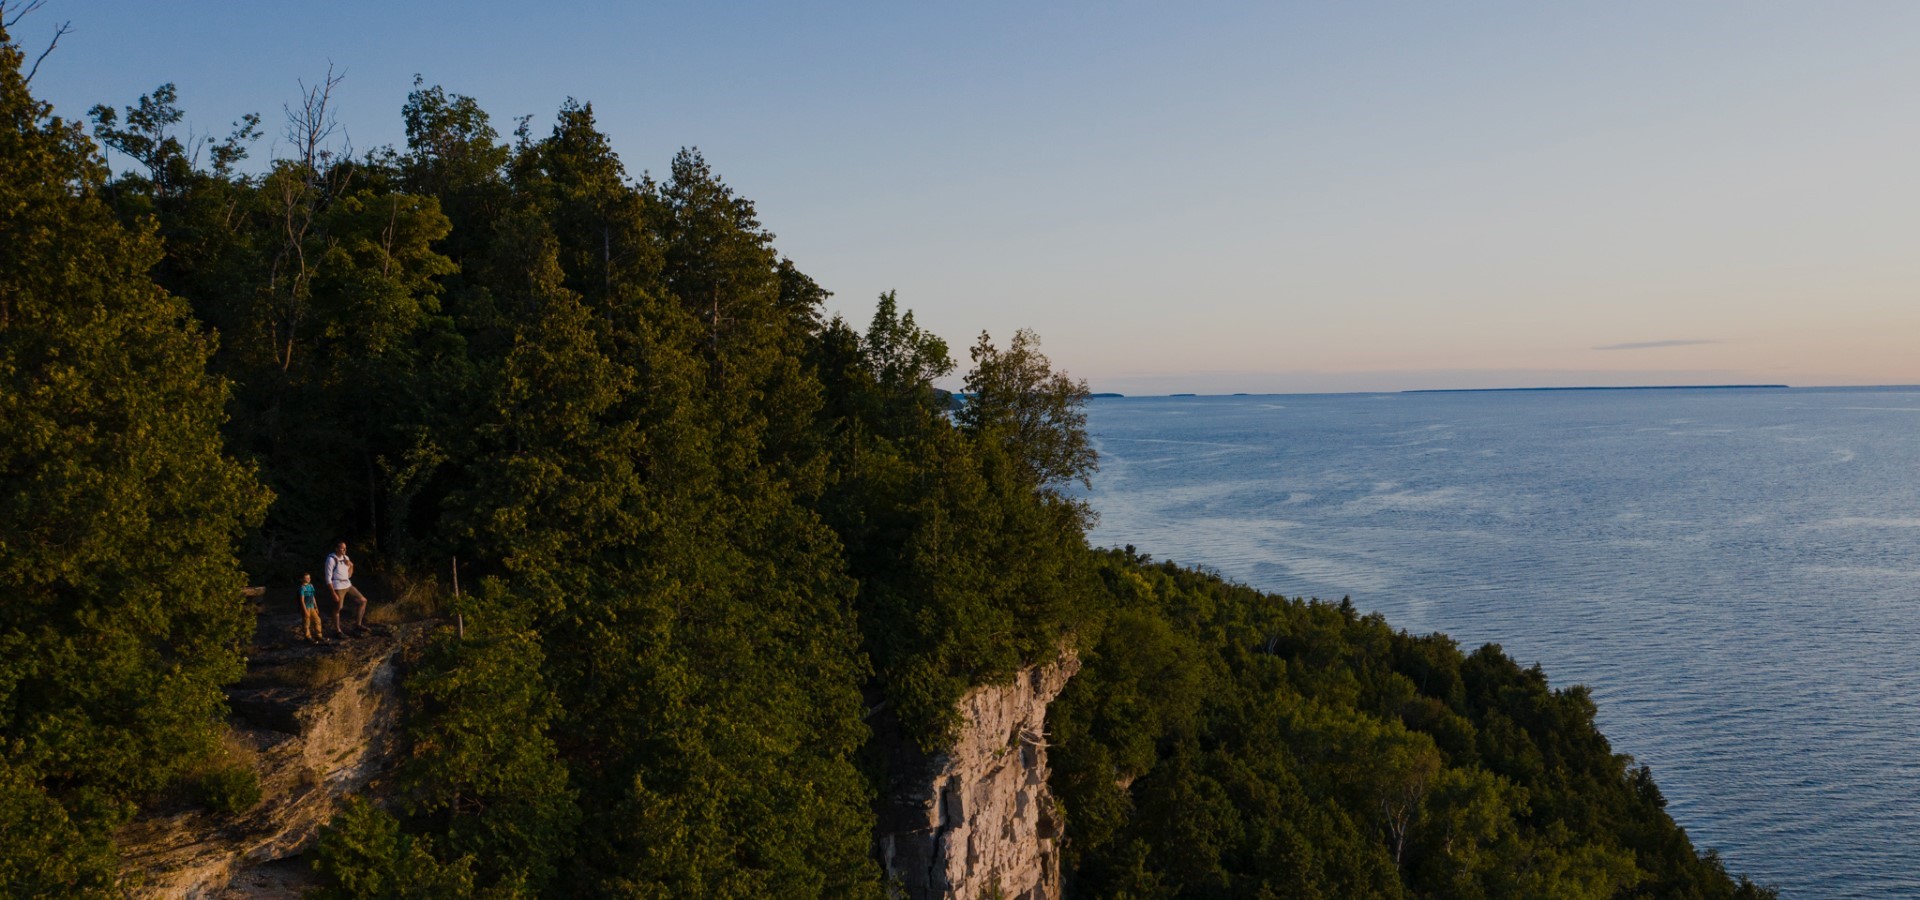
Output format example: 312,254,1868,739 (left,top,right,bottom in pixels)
958,329,1096,497
400,78,508,203
512,99,657,310
87,83,259,191
399,595,578,893
87,83,190,192
433,109,880,895
0,20,267,890
309,799,482,899
656,147,783,376
864,291,952,404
